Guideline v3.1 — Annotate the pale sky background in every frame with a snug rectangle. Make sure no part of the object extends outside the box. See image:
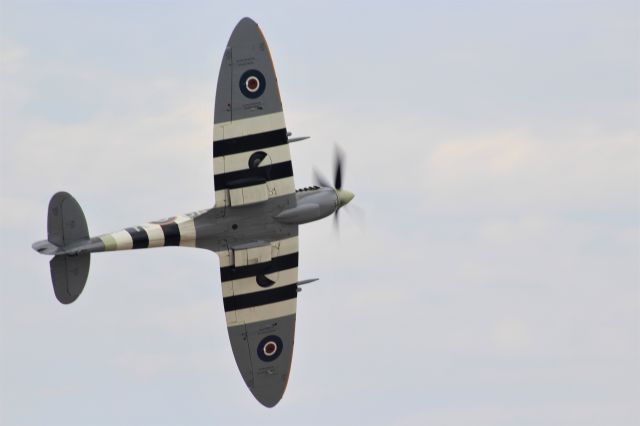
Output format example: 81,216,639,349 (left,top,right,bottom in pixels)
1,1,639,425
